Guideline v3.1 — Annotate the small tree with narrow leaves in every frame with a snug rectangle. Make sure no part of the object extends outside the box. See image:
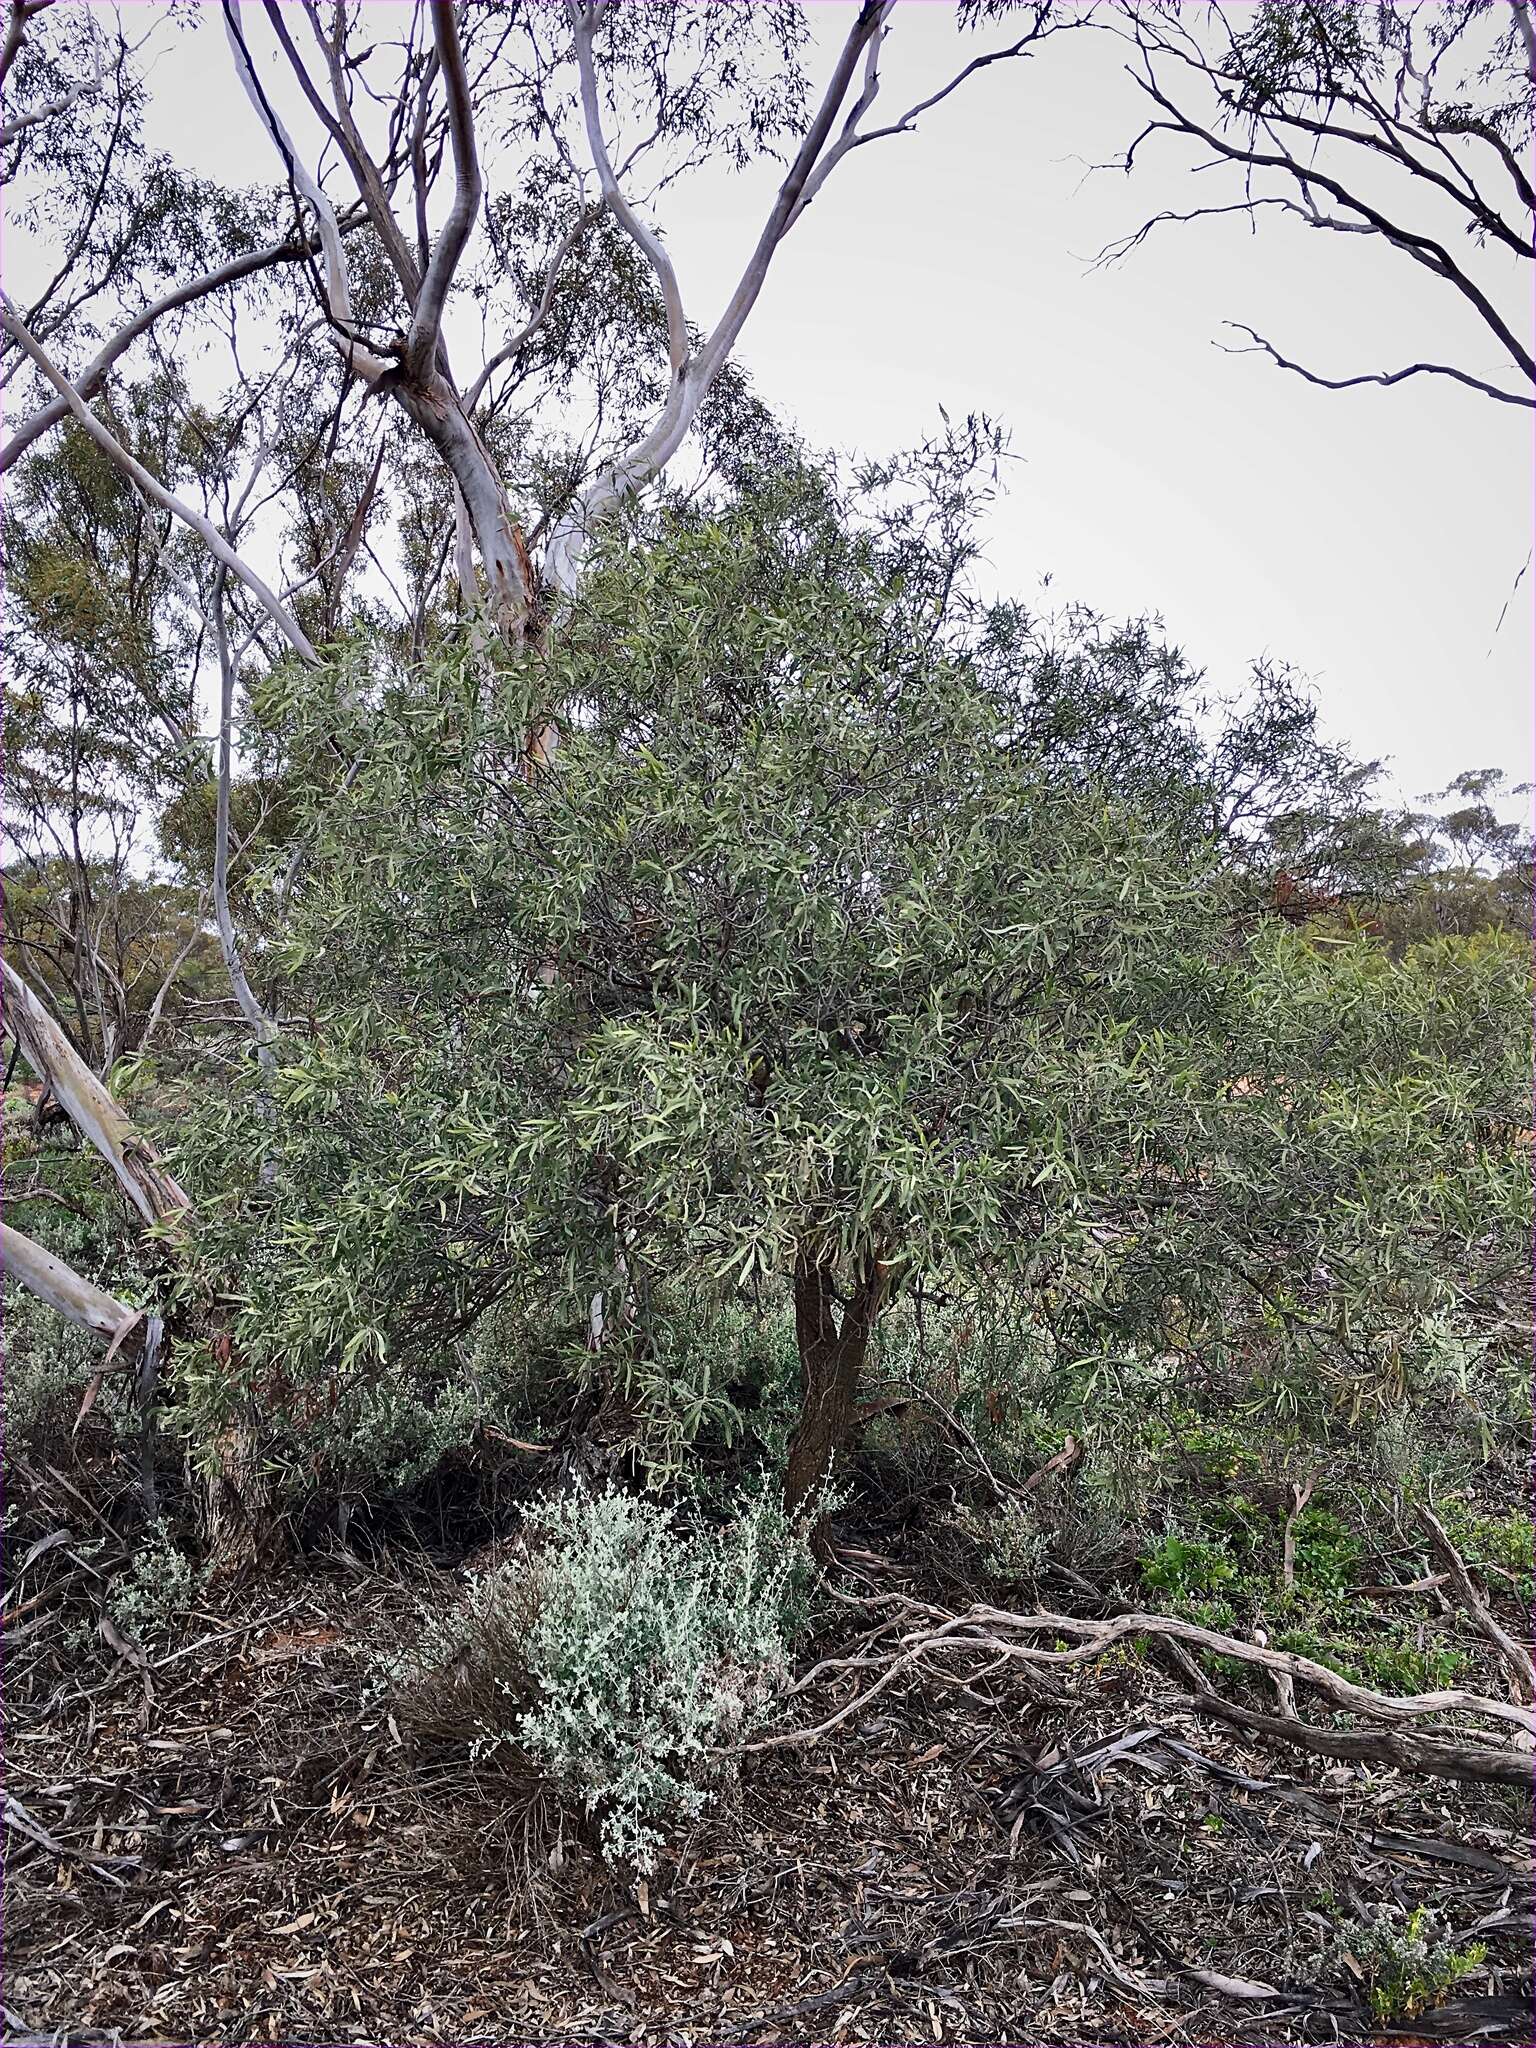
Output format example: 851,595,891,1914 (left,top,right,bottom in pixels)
181,483,1530,1516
